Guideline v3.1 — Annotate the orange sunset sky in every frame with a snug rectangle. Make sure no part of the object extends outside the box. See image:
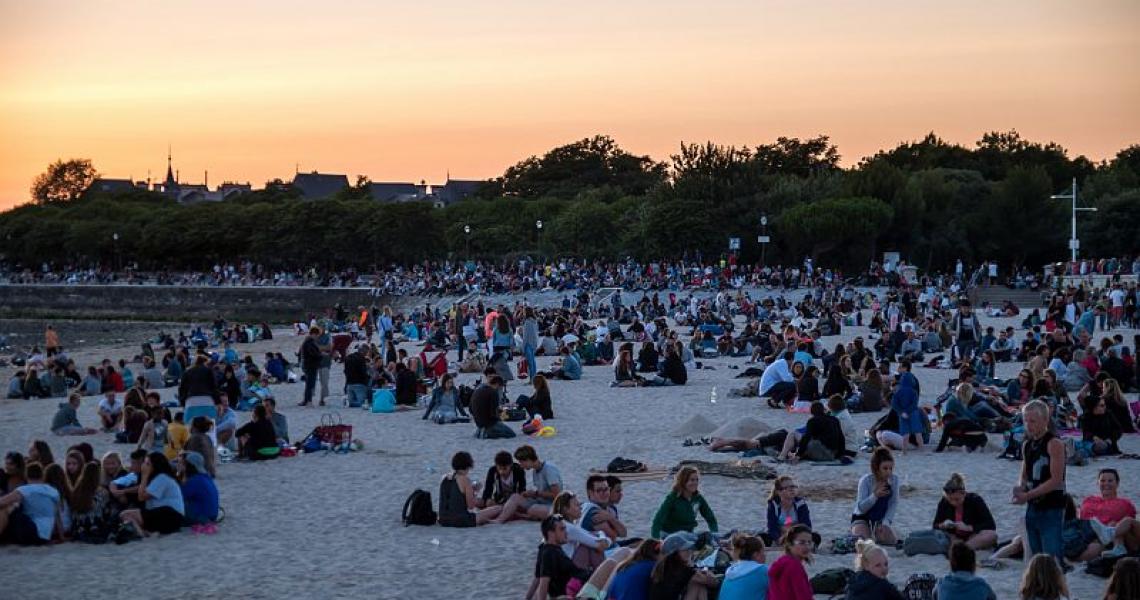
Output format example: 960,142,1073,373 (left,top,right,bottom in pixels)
1,0,1138,209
